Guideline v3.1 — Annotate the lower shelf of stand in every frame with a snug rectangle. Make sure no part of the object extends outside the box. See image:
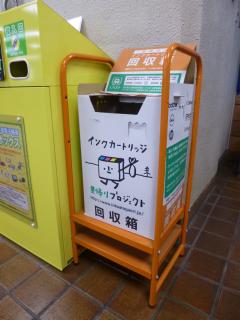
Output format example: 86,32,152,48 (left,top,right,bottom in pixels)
74,224,182,279
73,214,153,254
